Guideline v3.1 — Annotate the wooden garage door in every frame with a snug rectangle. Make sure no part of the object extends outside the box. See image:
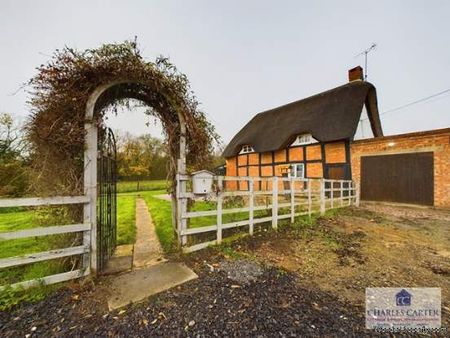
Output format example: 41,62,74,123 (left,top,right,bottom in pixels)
361,152,434,206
